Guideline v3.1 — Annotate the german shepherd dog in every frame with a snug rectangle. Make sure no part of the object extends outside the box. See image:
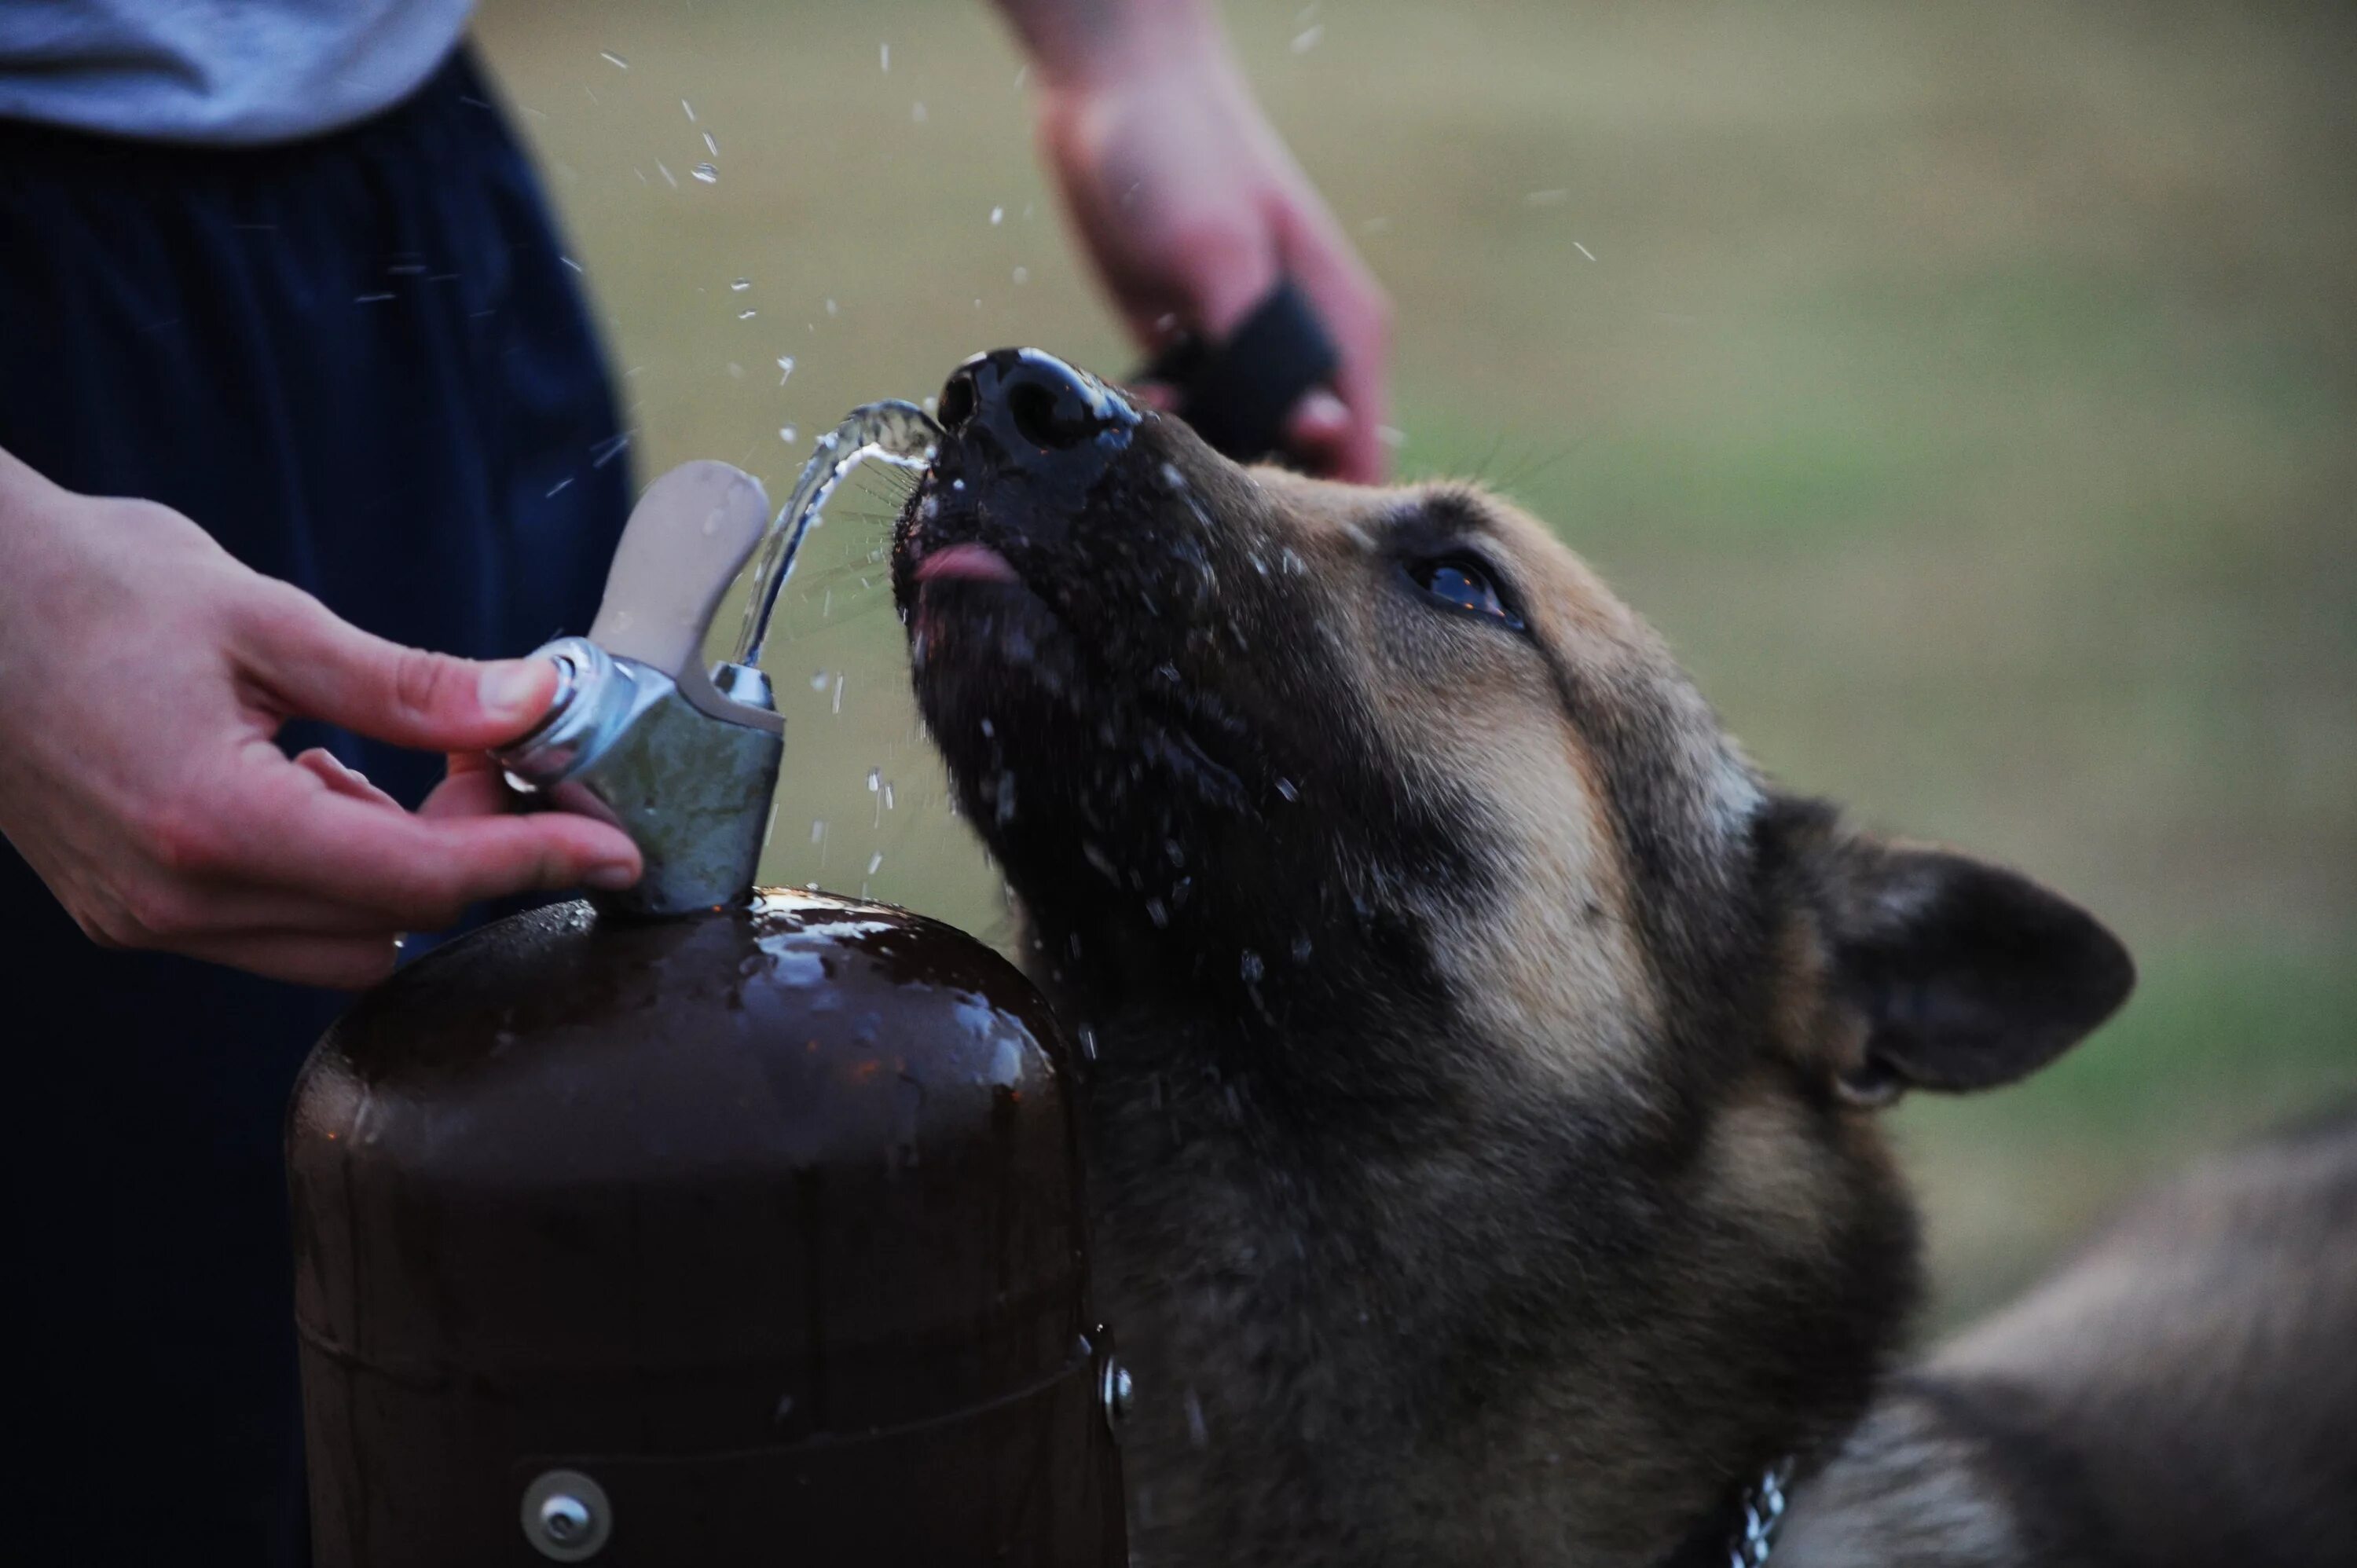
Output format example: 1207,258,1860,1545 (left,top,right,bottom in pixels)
892,350,2357,1567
